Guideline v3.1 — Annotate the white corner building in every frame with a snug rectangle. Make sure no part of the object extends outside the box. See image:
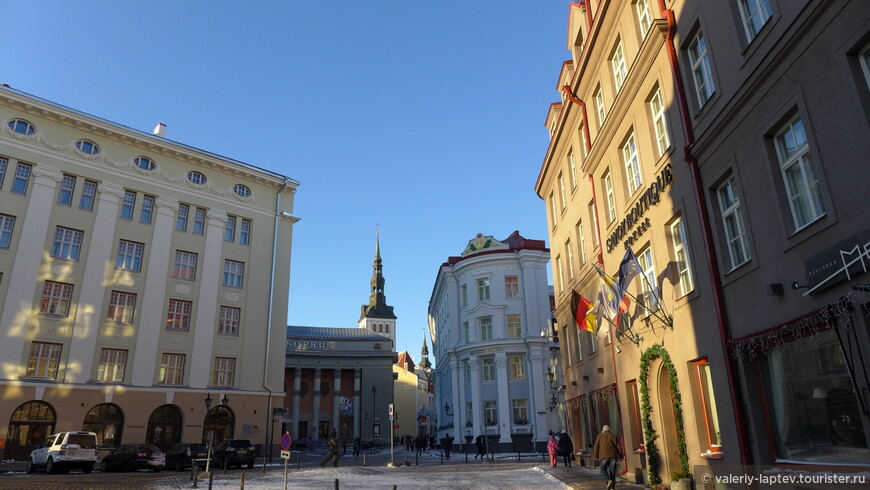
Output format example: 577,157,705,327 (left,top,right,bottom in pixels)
429,231,555,453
